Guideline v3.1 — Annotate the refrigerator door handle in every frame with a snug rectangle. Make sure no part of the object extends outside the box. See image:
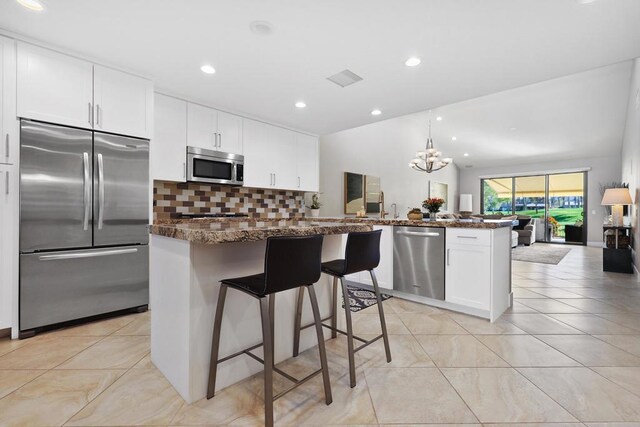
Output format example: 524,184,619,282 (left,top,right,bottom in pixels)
82,152,90,231
97,153,105,229
38,248,138,261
